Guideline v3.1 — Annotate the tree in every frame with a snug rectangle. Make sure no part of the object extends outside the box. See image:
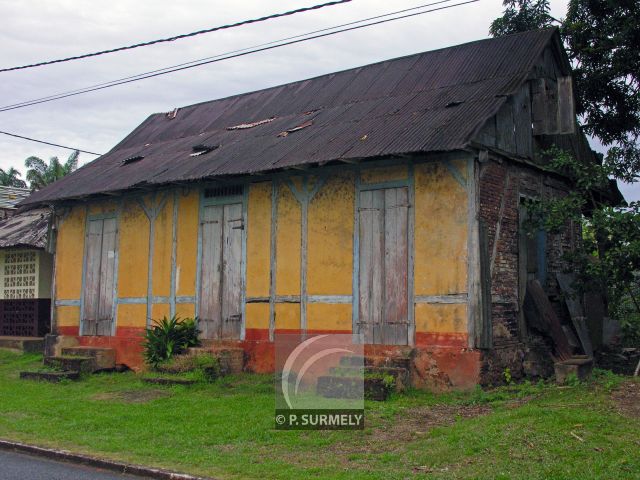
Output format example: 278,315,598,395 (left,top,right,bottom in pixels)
25,150,79,190
490,0,554,37
0,167,27,188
